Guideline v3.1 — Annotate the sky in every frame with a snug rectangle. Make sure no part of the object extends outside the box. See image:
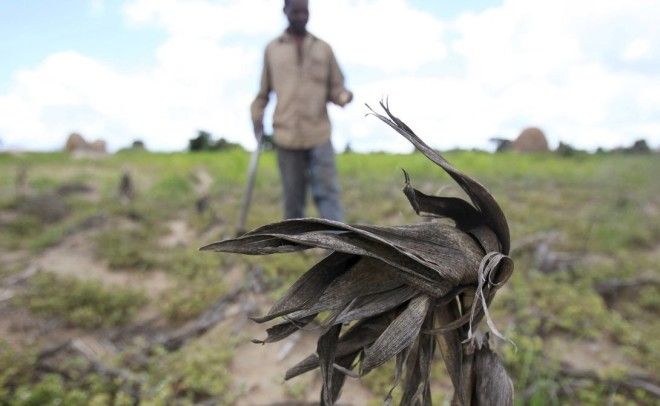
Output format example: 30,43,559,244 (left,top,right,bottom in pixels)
1,0,659,153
